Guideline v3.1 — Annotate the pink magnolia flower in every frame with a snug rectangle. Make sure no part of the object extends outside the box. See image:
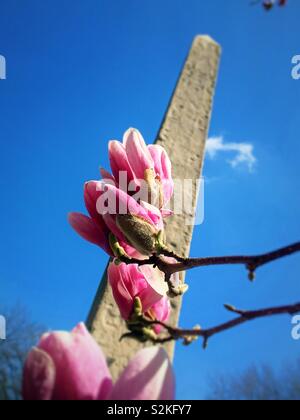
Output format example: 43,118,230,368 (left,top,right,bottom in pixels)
108,262,169,322
69,181,165,258
109,345,174,400
148,296,171,334
23,323,175,400
23,323,112,400
107,128,174,211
